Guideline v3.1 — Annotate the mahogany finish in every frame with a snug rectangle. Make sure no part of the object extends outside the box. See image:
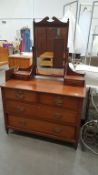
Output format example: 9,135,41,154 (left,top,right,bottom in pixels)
8,54,32,69
6,17,69,80
53,38,65,68
34,17,69,57
8,116,75,142
0,47,8,66
1,77,86,148
0,17,86,148
5,16,85,87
